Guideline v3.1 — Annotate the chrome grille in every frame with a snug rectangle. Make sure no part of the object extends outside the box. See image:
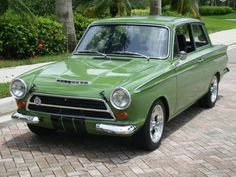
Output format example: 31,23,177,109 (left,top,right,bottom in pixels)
27,93,115,120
